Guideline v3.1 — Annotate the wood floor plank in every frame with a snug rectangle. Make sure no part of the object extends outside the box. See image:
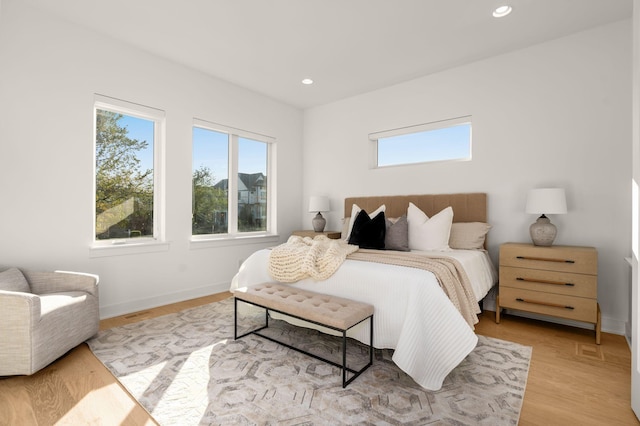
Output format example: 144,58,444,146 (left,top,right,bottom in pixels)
0,292,637,425
0,380,38,425
57,345,157,425
476,310,637,425
23,368,77,426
